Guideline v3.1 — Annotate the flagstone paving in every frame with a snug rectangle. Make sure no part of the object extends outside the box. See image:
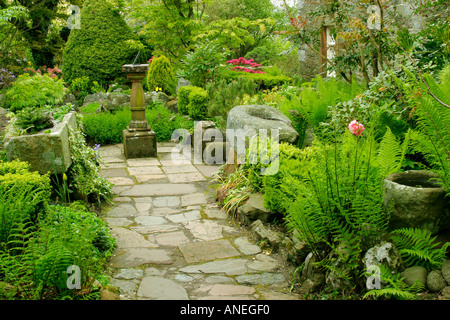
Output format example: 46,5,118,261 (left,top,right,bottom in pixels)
100,142,300,300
